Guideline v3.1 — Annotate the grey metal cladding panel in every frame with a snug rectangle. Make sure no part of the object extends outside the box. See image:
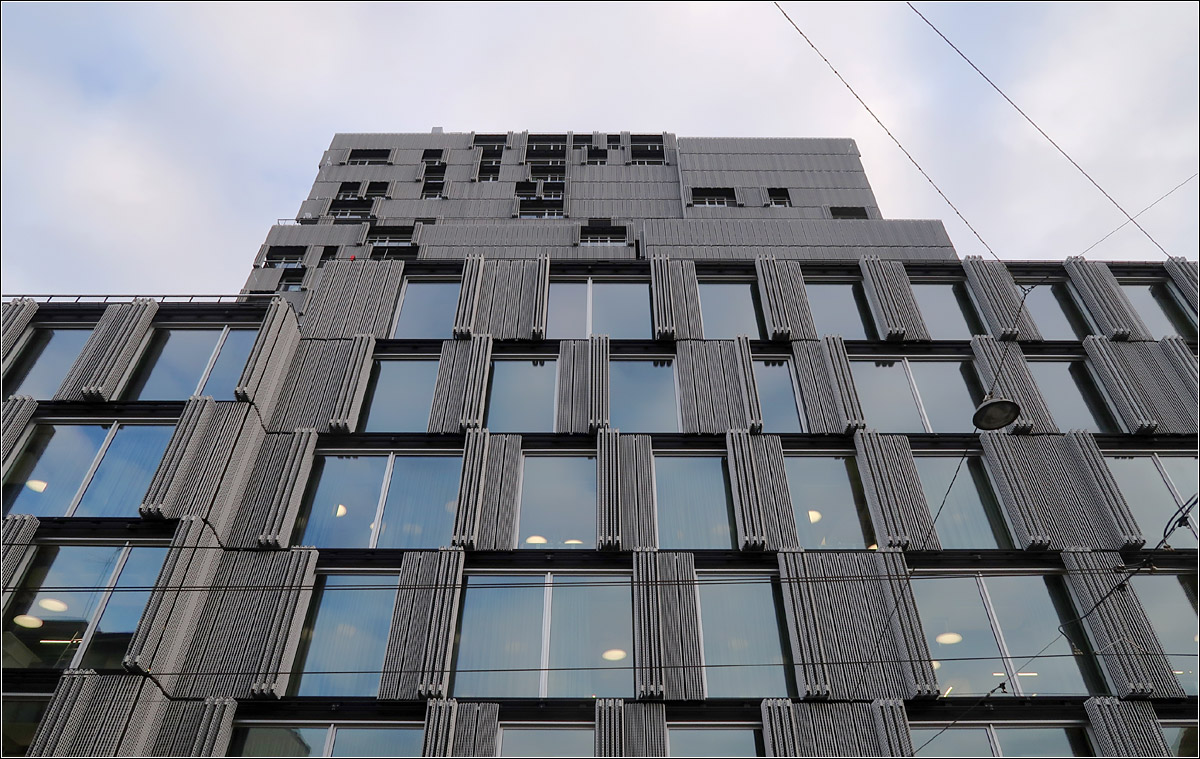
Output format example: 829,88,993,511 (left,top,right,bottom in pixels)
428,336,492,433
725,431,798,551
471,259,549,340
676,341,752,434
243,266,284,294
854,432,939,551
979,432,1139,551
1,297,38,368
642,219,953,248
1064,257,1154,340
970,337,1058,433
423,244,609,261
330,132,474,150
962,256,1041,340
1165,256,1199,313
236,297,302,422
2,395,37,475
1084,336,1198,435
756,258,818,340
264,222,368,247
648,244,957,262
1,513,38,609
1064,551,1186,700
27,670,146,757
226,428,318,548
316,164,421,183
376,198,516,219
296,198,328,220
570,198,685,219
301,260,403,339
307,181,342,200
573,164,680,183
818,336,867,433
174,548,318,699
678,152,867,172
420,222,581,246
617,436,655,551
380,548,465,700
147,697,237,757
858,258,931,341
453,429,489,548
689,206,830,221
786,187,880,208
760,699,802,757
451,702,500,757
54,298,157,401
475,434,521,550
268,339,358,433
632,551,663,699
1085,697,1171,757
453,182,521,200
678,137,860,156
598,430,620,548
423,698,458,758
595,699,624,758
389,181,425,200
570,181,681,200
623,702,668,758
681,170,873,190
